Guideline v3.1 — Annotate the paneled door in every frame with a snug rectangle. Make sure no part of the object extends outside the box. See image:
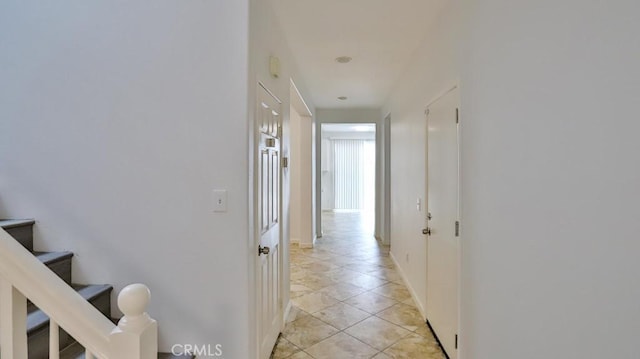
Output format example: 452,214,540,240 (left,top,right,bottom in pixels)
425,87,460,358
257,83,282,358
